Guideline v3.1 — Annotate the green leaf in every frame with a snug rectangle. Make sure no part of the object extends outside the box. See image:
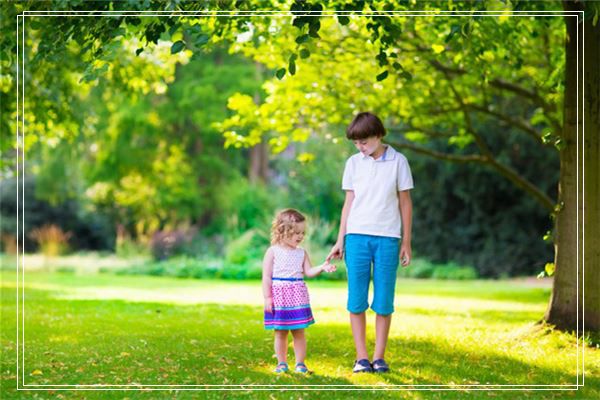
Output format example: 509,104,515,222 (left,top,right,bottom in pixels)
554,137,566,151
446,25,461,43
543,230,553,242
275,68,286,80
338,15,350,25
544,263,555,276
376,70,388,81
289,59,296,75
135,47,144,56
195,34,210,47
295,34,310,44
170,40,186,54
299,49,310,59
308,30,321,39
392,62,403,71
401,70,413,81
